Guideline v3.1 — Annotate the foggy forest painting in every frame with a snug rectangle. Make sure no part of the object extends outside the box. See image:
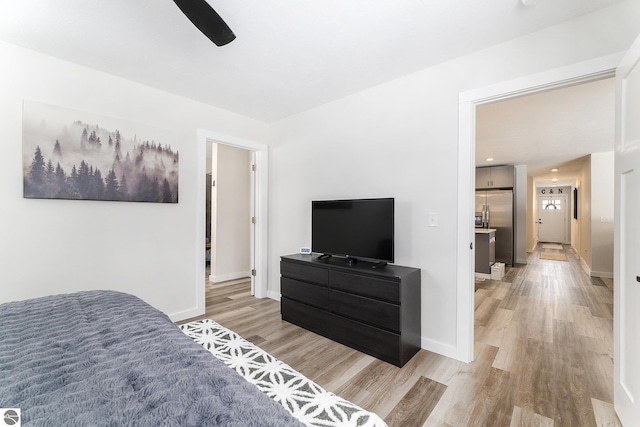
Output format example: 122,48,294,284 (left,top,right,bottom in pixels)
22,101,178,203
